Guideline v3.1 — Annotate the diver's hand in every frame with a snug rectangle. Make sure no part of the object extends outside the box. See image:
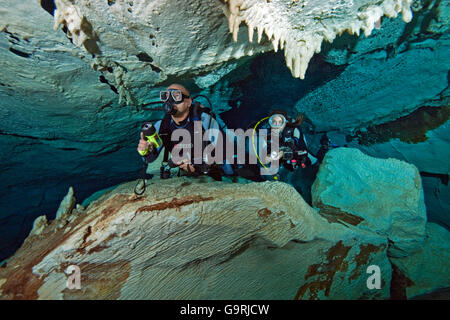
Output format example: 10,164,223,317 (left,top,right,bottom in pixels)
264,150,284,162
176,159,195,173
137,132,154,155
